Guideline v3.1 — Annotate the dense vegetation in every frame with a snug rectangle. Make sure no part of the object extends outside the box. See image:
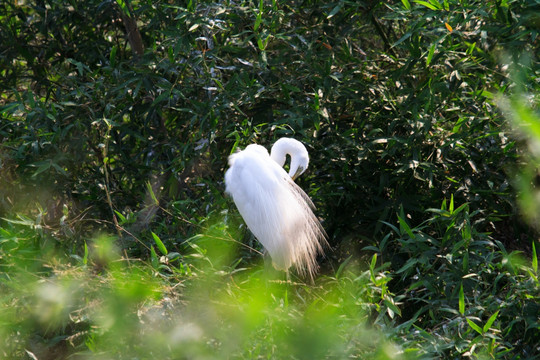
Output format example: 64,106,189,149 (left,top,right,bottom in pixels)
1,0,539,358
